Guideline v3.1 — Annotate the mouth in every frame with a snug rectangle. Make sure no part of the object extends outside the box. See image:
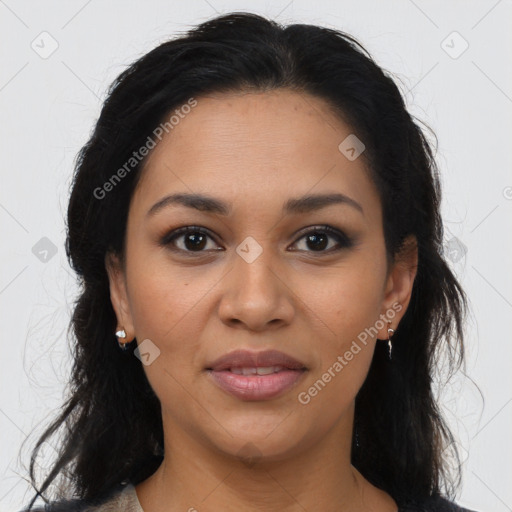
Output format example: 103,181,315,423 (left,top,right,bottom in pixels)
205,349,307,401
226,366,292,375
